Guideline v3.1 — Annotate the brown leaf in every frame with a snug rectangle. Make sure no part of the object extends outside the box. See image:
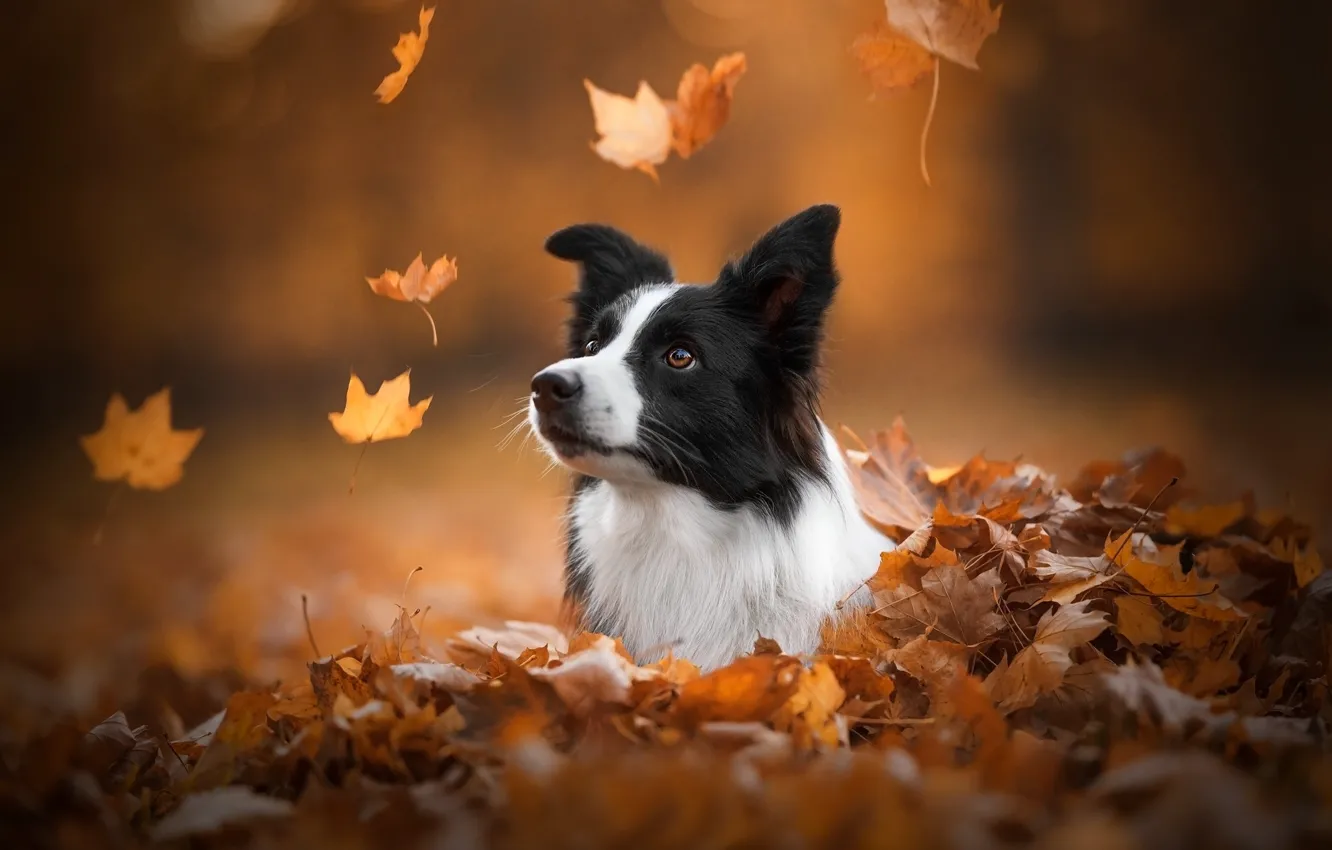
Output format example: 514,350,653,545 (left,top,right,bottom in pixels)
328,370,432,445
840,419,936,535
986,601,1109,712
80,388,204,491
668,52,747,159
190,692,277,788
1032,550,1114,605
873,563,1004,646
375,6,435,104
752,635,783,655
